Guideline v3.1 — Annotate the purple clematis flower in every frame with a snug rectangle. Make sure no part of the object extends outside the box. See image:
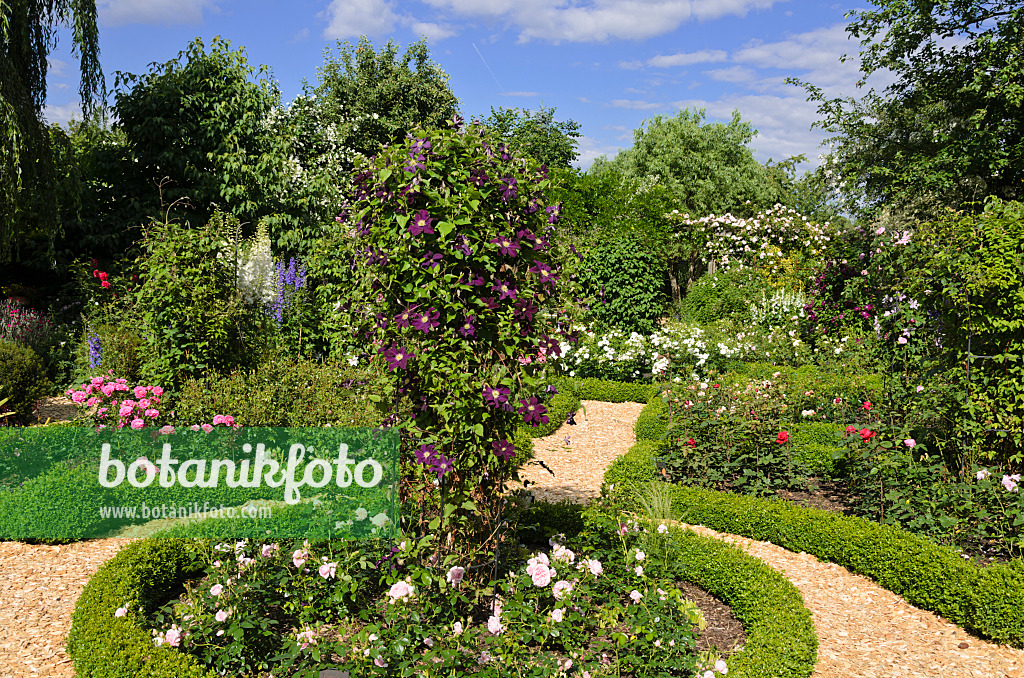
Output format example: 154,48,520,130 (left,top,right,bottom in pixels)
491,279,517,301
405,154,426,173
490,235,520,257
492,439,514,461
394,304,419,329
412,307,441,333
479,297,499,310
514,298,538,322
408,210,435,236
483,384,511,407
383,346,414,371
546,204,561,224
459,315,476,338
500,177,518,203
518,397,550,427
415,444,436,465
429,454,453,480
421,251,443,271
